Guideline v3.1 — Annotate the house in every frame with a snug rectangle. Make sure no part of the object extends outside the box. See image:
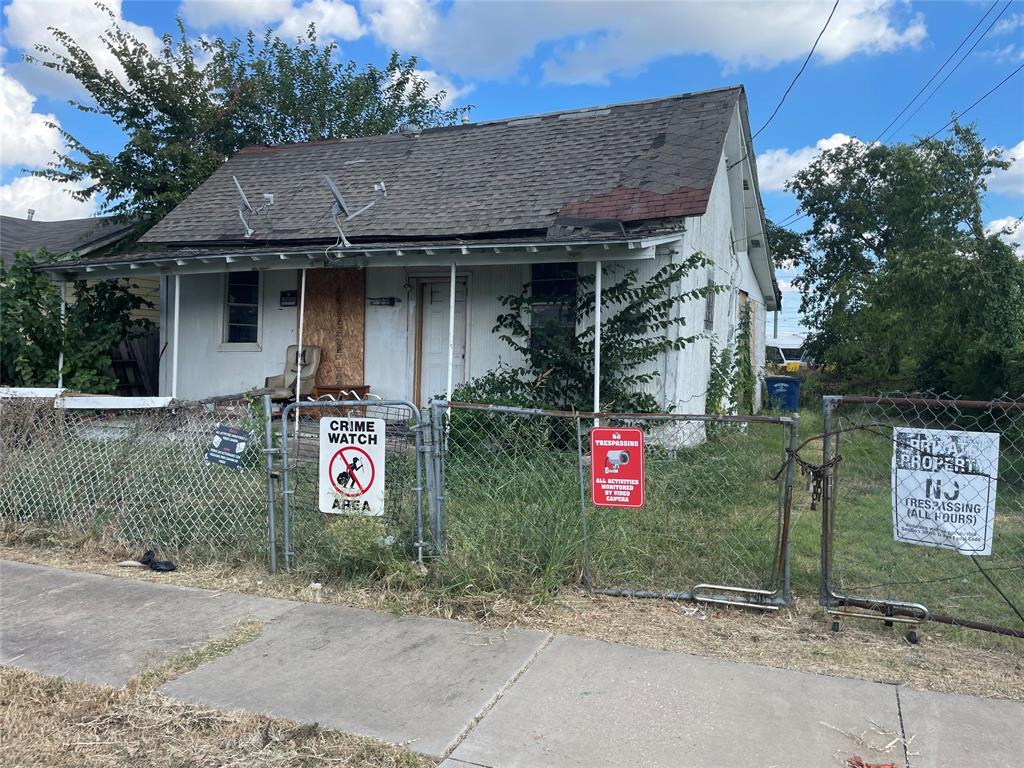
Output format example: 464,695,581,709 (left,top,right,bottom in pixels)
36,85,780,412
